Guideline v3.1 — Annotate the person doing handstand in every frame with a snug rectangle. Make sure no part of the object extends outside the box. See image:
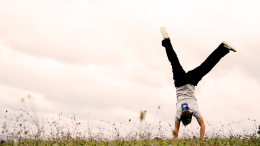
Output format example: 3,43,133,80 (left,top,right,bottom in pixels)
160,27,236,140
